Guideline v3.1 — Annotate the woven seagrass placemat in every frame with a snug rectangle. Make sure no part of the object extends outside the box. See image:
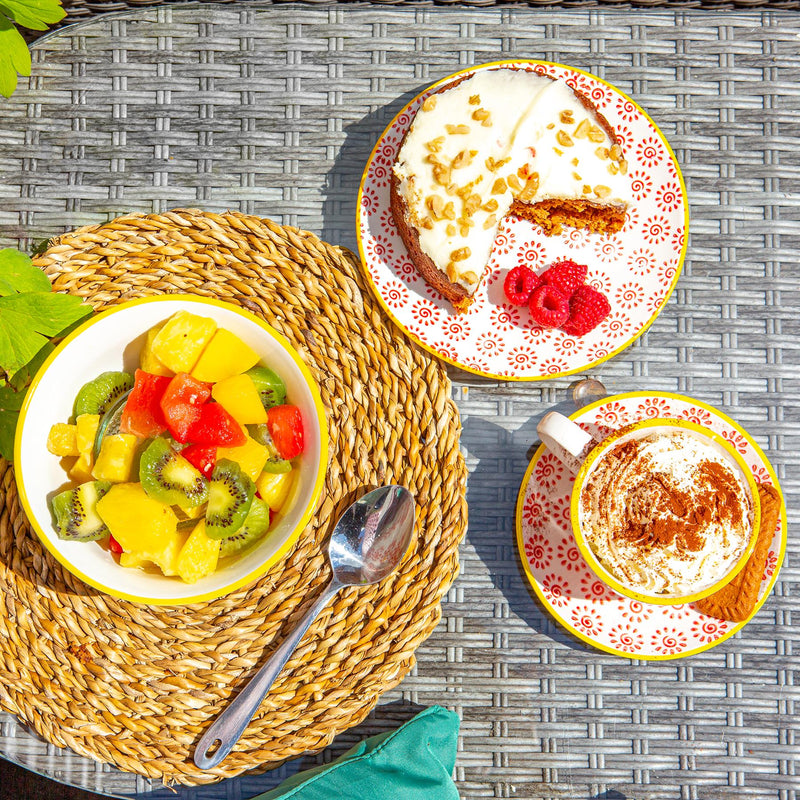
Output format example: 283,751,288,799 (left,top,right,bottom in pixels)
0,208,467,786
